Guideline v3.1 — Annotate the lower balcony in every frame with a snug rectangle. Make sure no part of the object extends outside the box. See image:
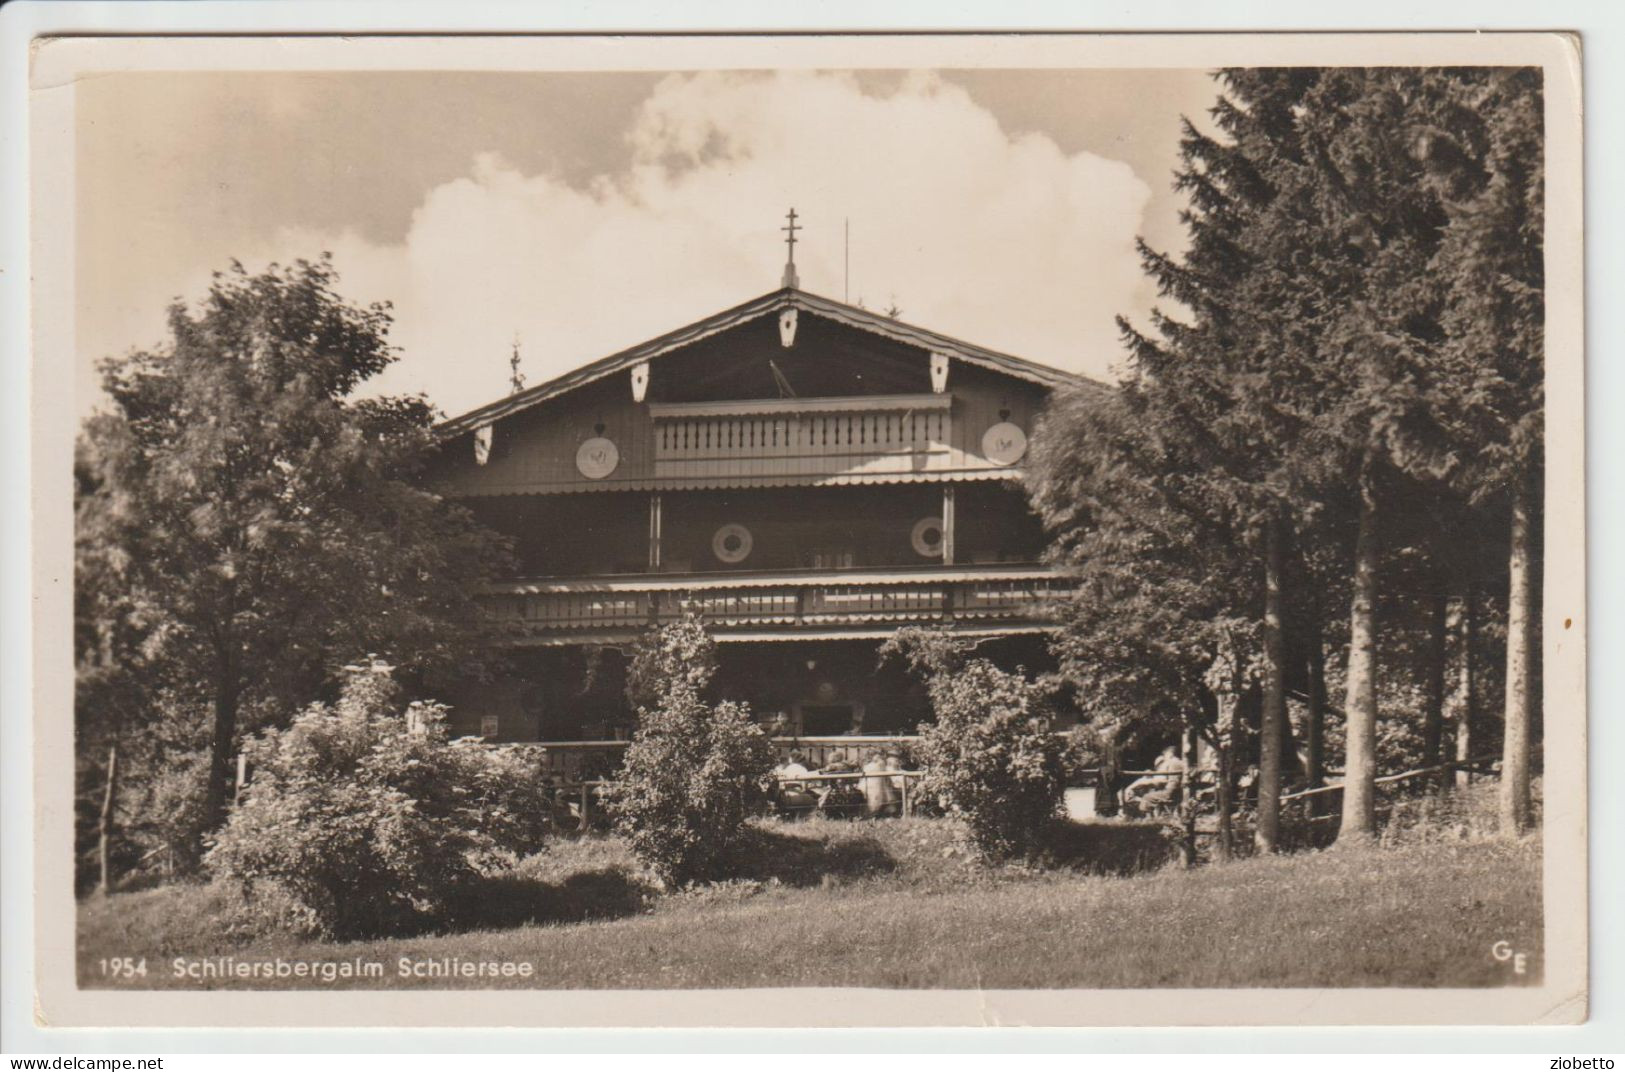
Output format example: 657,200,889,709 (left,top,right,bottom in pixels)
479,564,1073,644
